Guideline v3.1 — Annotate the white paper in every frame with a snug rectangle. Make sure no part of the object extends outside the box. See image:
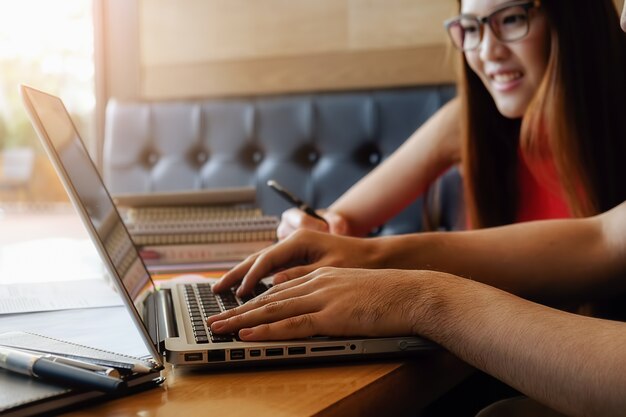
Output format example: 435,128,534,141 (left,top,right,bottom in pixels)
0,238,106,284
0,279,123,314
1,306,151,358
